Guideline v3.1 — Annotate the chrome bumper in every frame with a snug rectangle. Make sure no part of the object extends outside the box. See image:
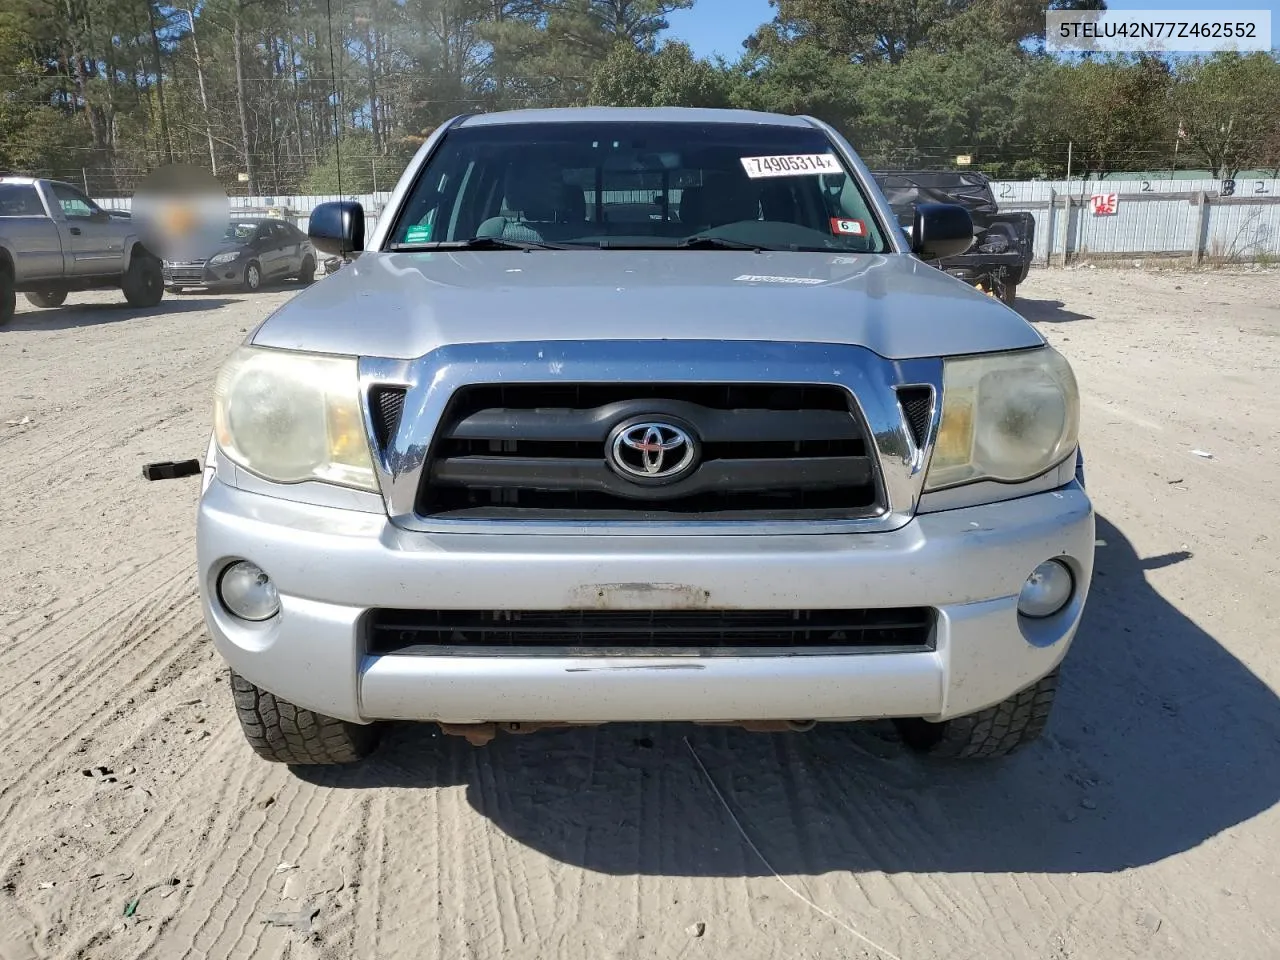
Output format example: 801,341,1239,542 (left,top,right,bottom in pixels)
197,476,1094,725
